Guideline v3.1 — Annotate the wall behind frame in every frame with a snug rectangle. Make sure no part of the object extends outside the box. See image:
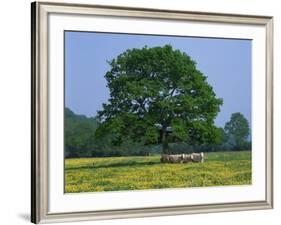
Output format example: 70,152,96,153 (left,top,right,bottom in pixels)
0,0,279,225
